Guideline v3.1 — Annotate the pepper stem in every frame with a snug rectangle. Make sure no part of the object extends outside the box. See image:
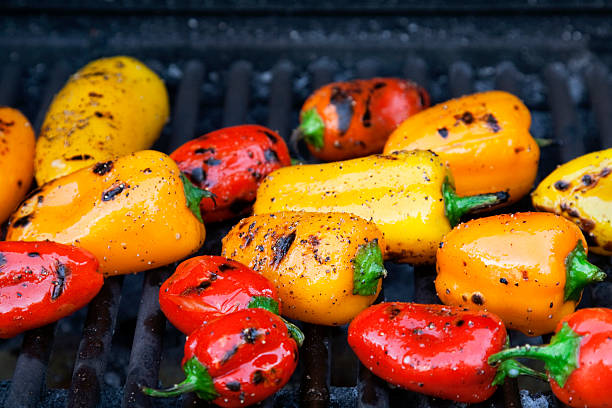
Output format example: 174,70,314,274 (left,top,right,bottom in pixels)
492,358,548,386
280,317,305,347
141,357,218,400
564,241,606,302
488,323,582,387
180,173,216,224
442,178,509,227
248,296,280,315
352,239,387,296
298,108,325,150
